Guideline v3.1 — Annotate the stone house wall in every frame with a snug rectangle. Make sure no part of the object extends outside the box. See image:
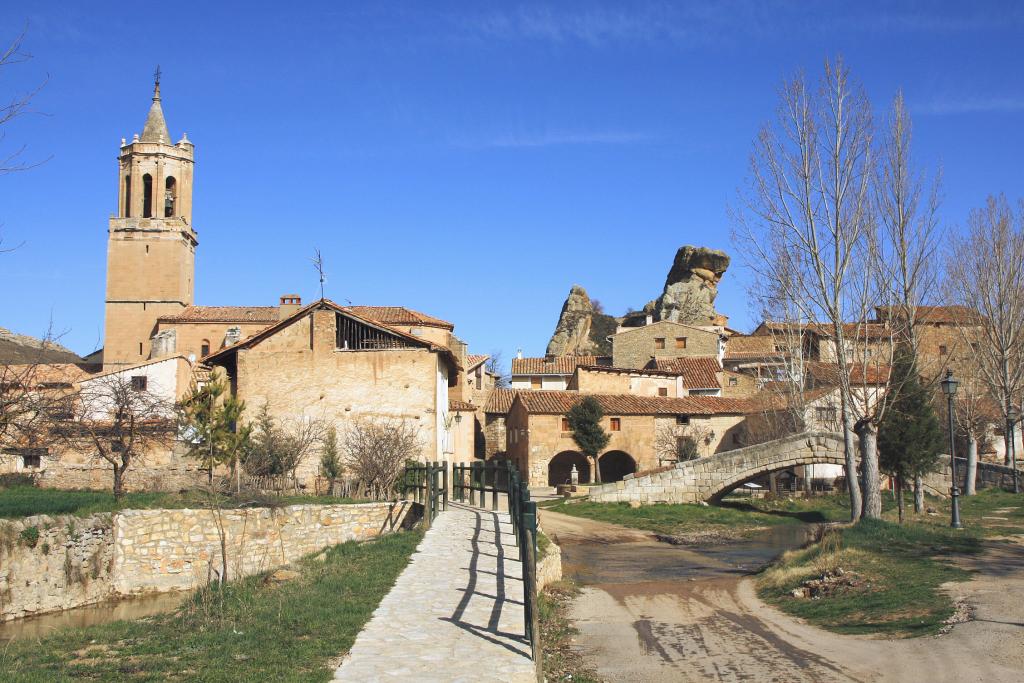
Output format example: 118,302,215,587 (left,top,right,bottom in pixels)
154,320,272,362
33,441,207,493
571,368,681,397
481,413,507,459
234,310,444,488
611,321,720,369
